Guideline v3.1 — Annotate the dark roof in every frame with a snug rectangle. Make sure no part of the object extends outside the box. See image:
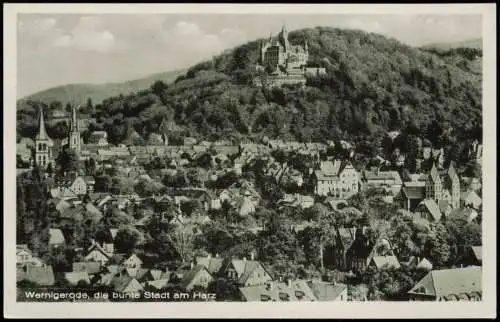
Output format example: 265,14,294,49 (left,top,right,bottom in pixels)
428,164,441,184
402,186,425,200
179,265,211,289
